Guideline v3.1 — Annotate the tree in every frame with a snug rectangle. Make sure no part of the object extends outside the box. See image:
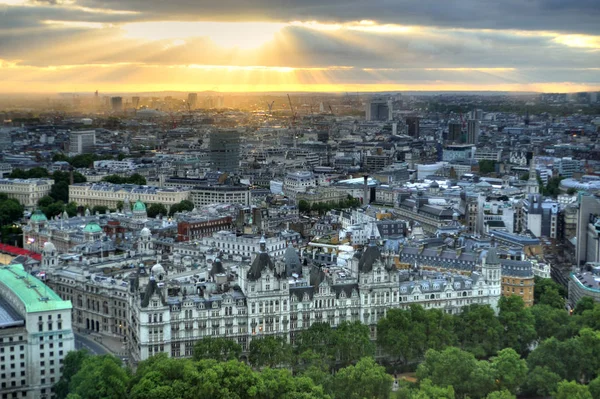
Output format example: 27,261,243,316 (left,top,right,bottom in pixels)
377,306,457,366
533,276,566,308
589,374,600,399
0,195,24,226
498,296,536,355
169,200,195,216
147,203,168,218
54,350,90,399
479,160,496,175
298,200,310,214
259,367,330,399
567,187,578,195
490,348,527,394
409,378,455,399
128,173,147,185
69,355,130,399
332,321,375,368
331,357,393,399
248,336,292,369
456,304,502,358
522,366,562,398
554,380,592,399
50,180,70,203
485,391,515,399
531,305,574,341
193,337,242,362
65,202,79,217
574,297,595,315
416,347,493,399
38,195,56,209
